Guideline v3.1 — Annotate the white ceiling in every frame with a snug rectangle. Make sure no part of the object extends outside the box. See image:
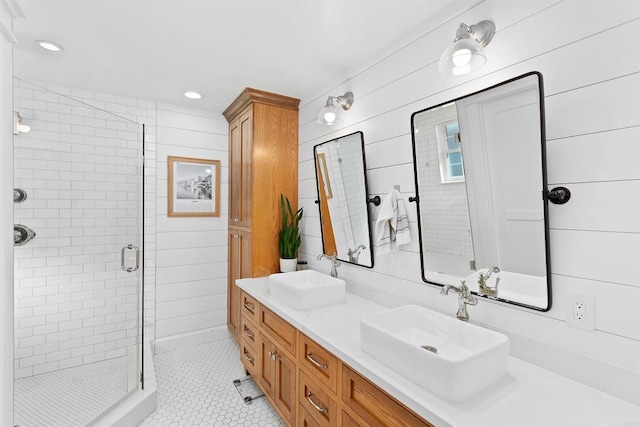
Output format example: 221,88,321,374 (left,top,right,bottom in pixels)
13,0,455,112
